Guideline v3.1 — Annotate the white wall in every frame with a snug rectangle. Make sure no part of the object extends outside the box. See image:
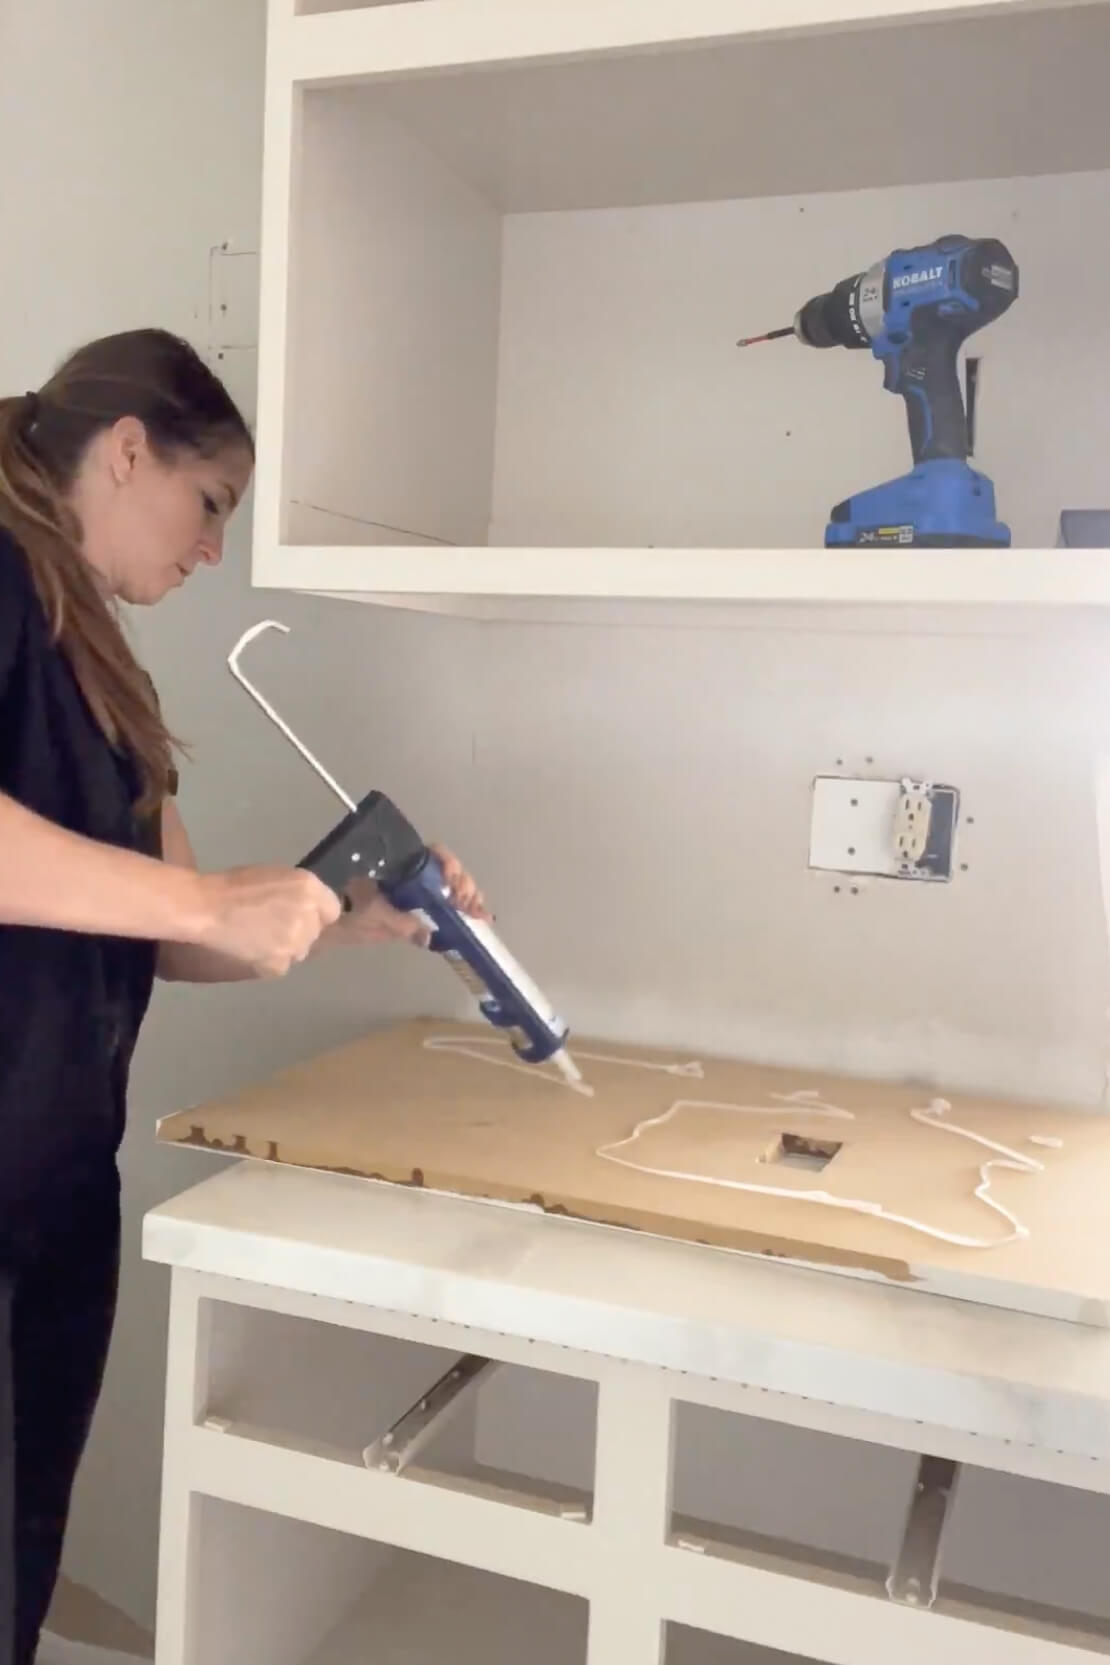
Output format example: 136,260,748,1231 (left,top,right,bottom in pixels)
290,94,503,546
449,607,1110,1110
490,170,1110,550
